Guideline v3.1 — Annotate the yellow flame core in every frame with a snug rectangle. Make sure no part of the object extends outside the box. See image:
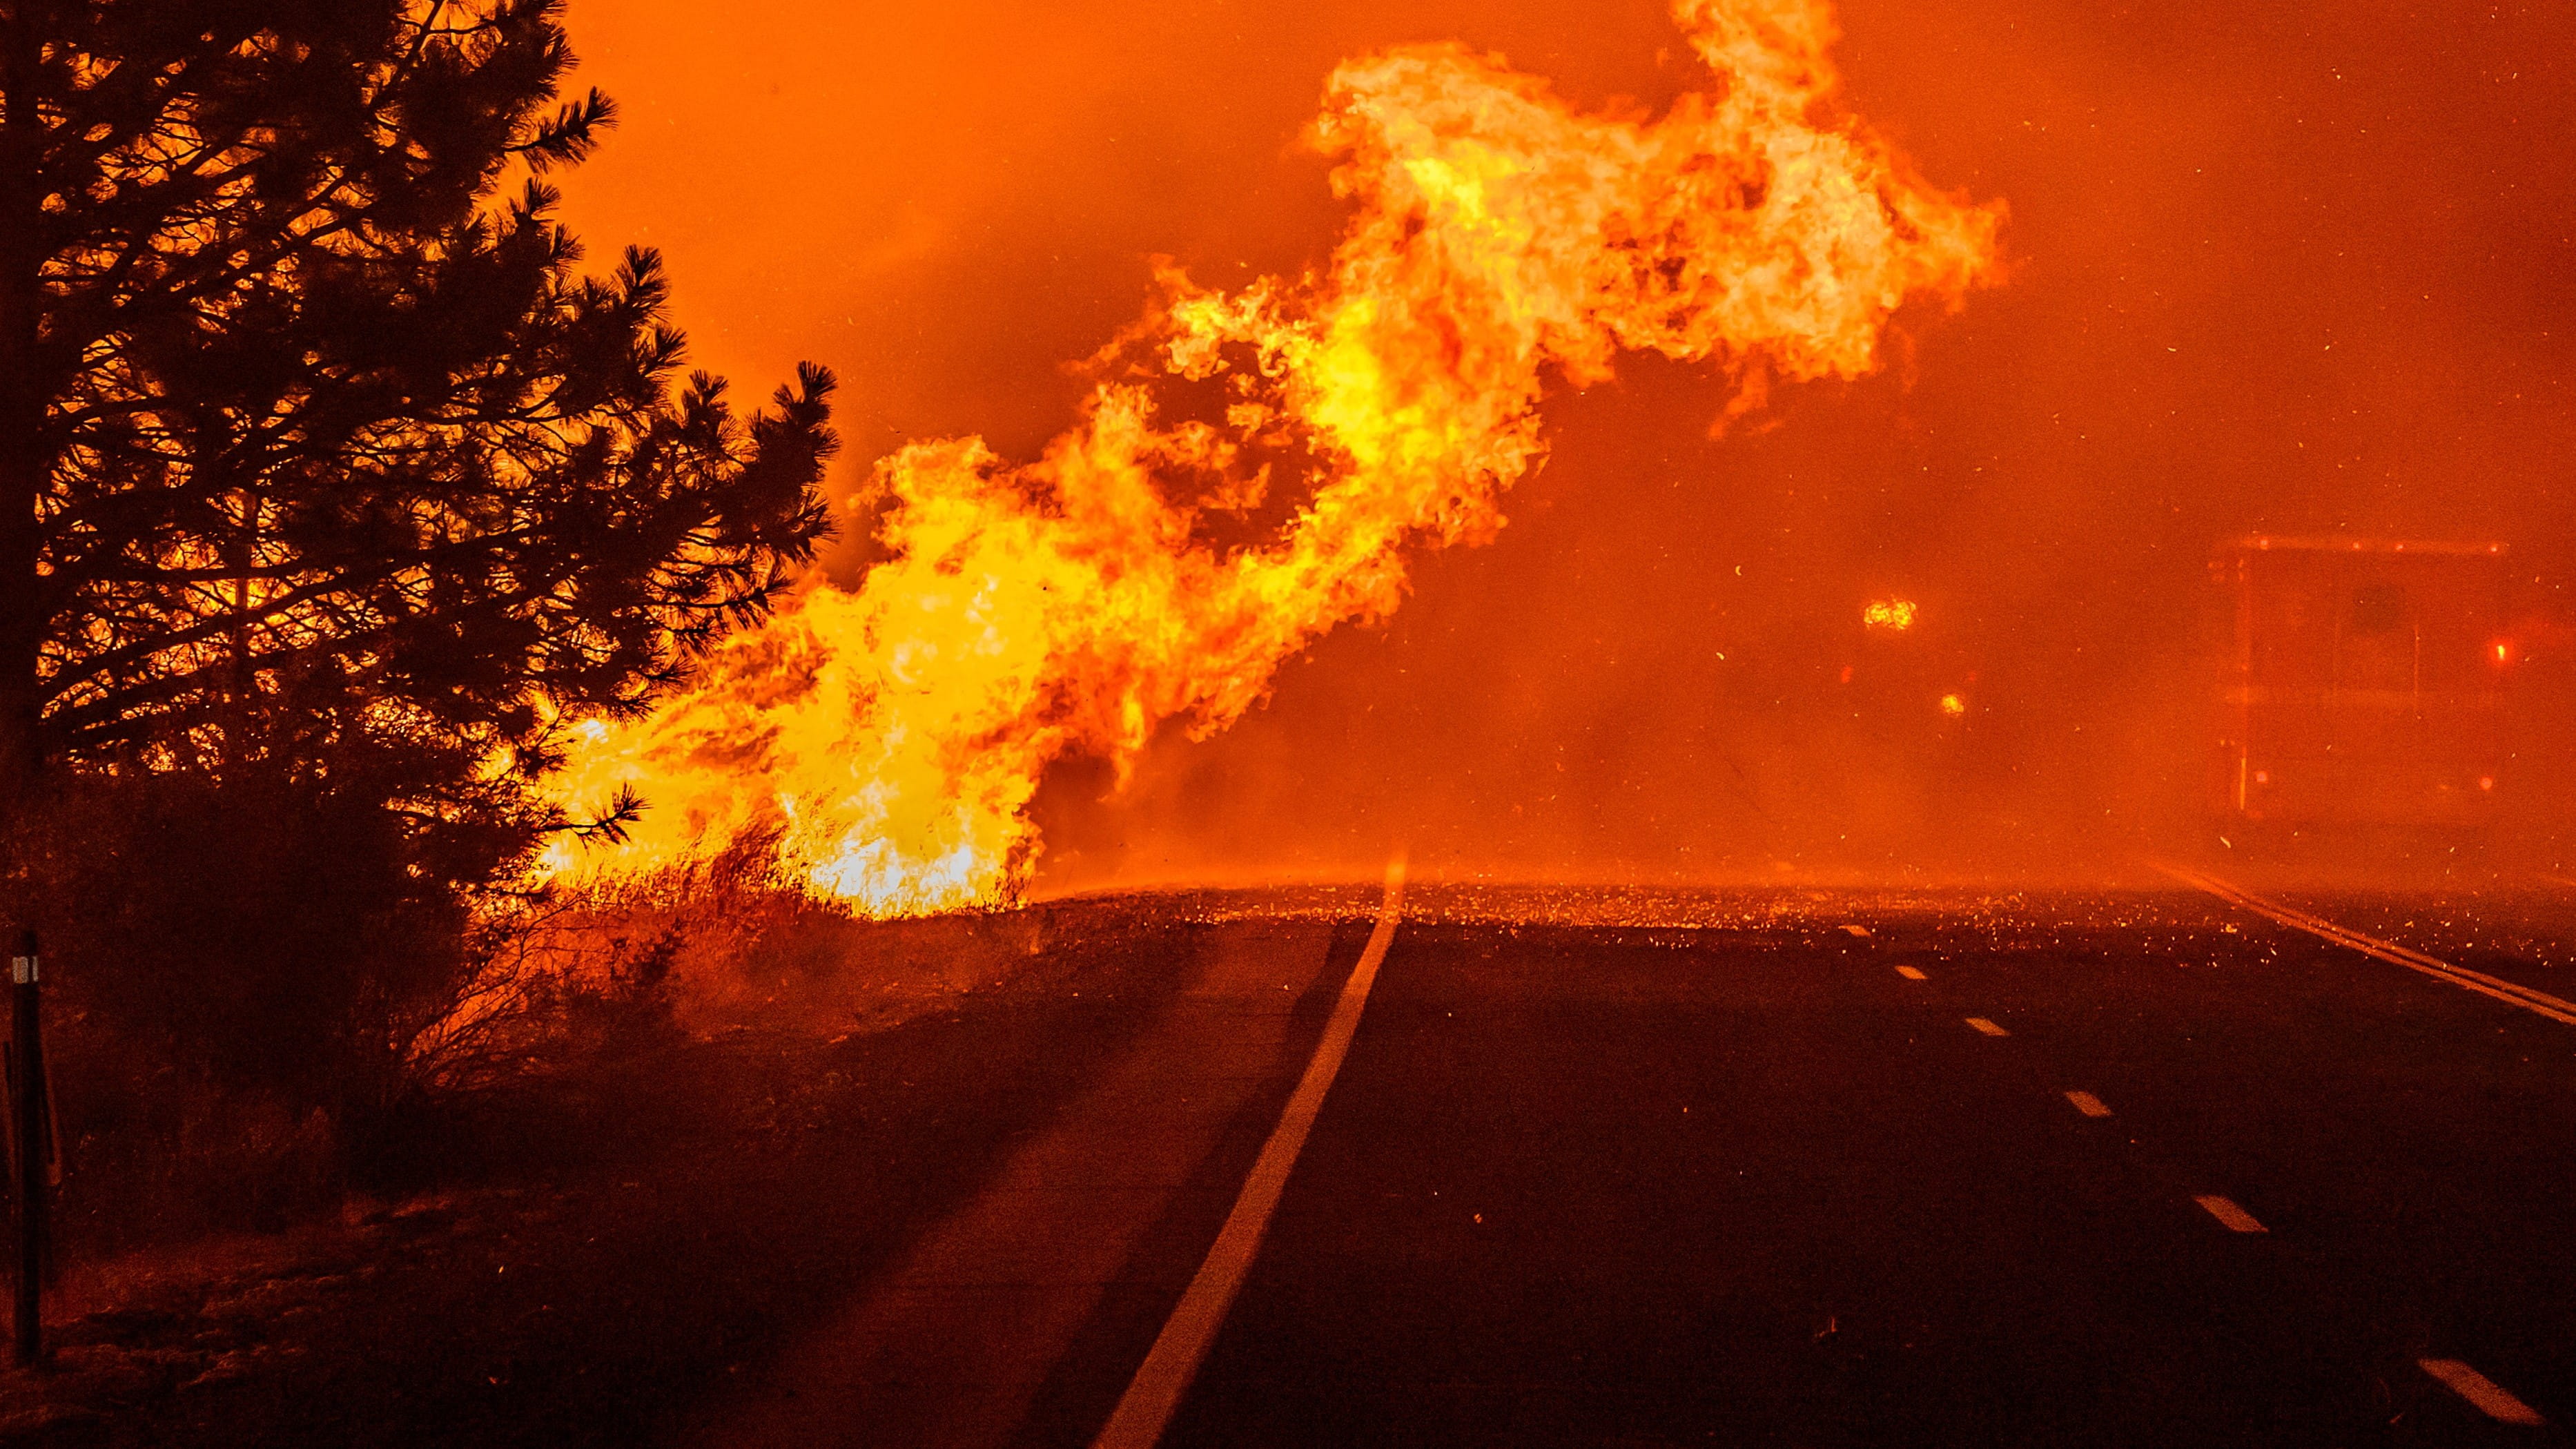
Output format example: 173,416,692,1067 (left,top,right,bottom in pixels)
1864,599,1918,632
540,0,2004,915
